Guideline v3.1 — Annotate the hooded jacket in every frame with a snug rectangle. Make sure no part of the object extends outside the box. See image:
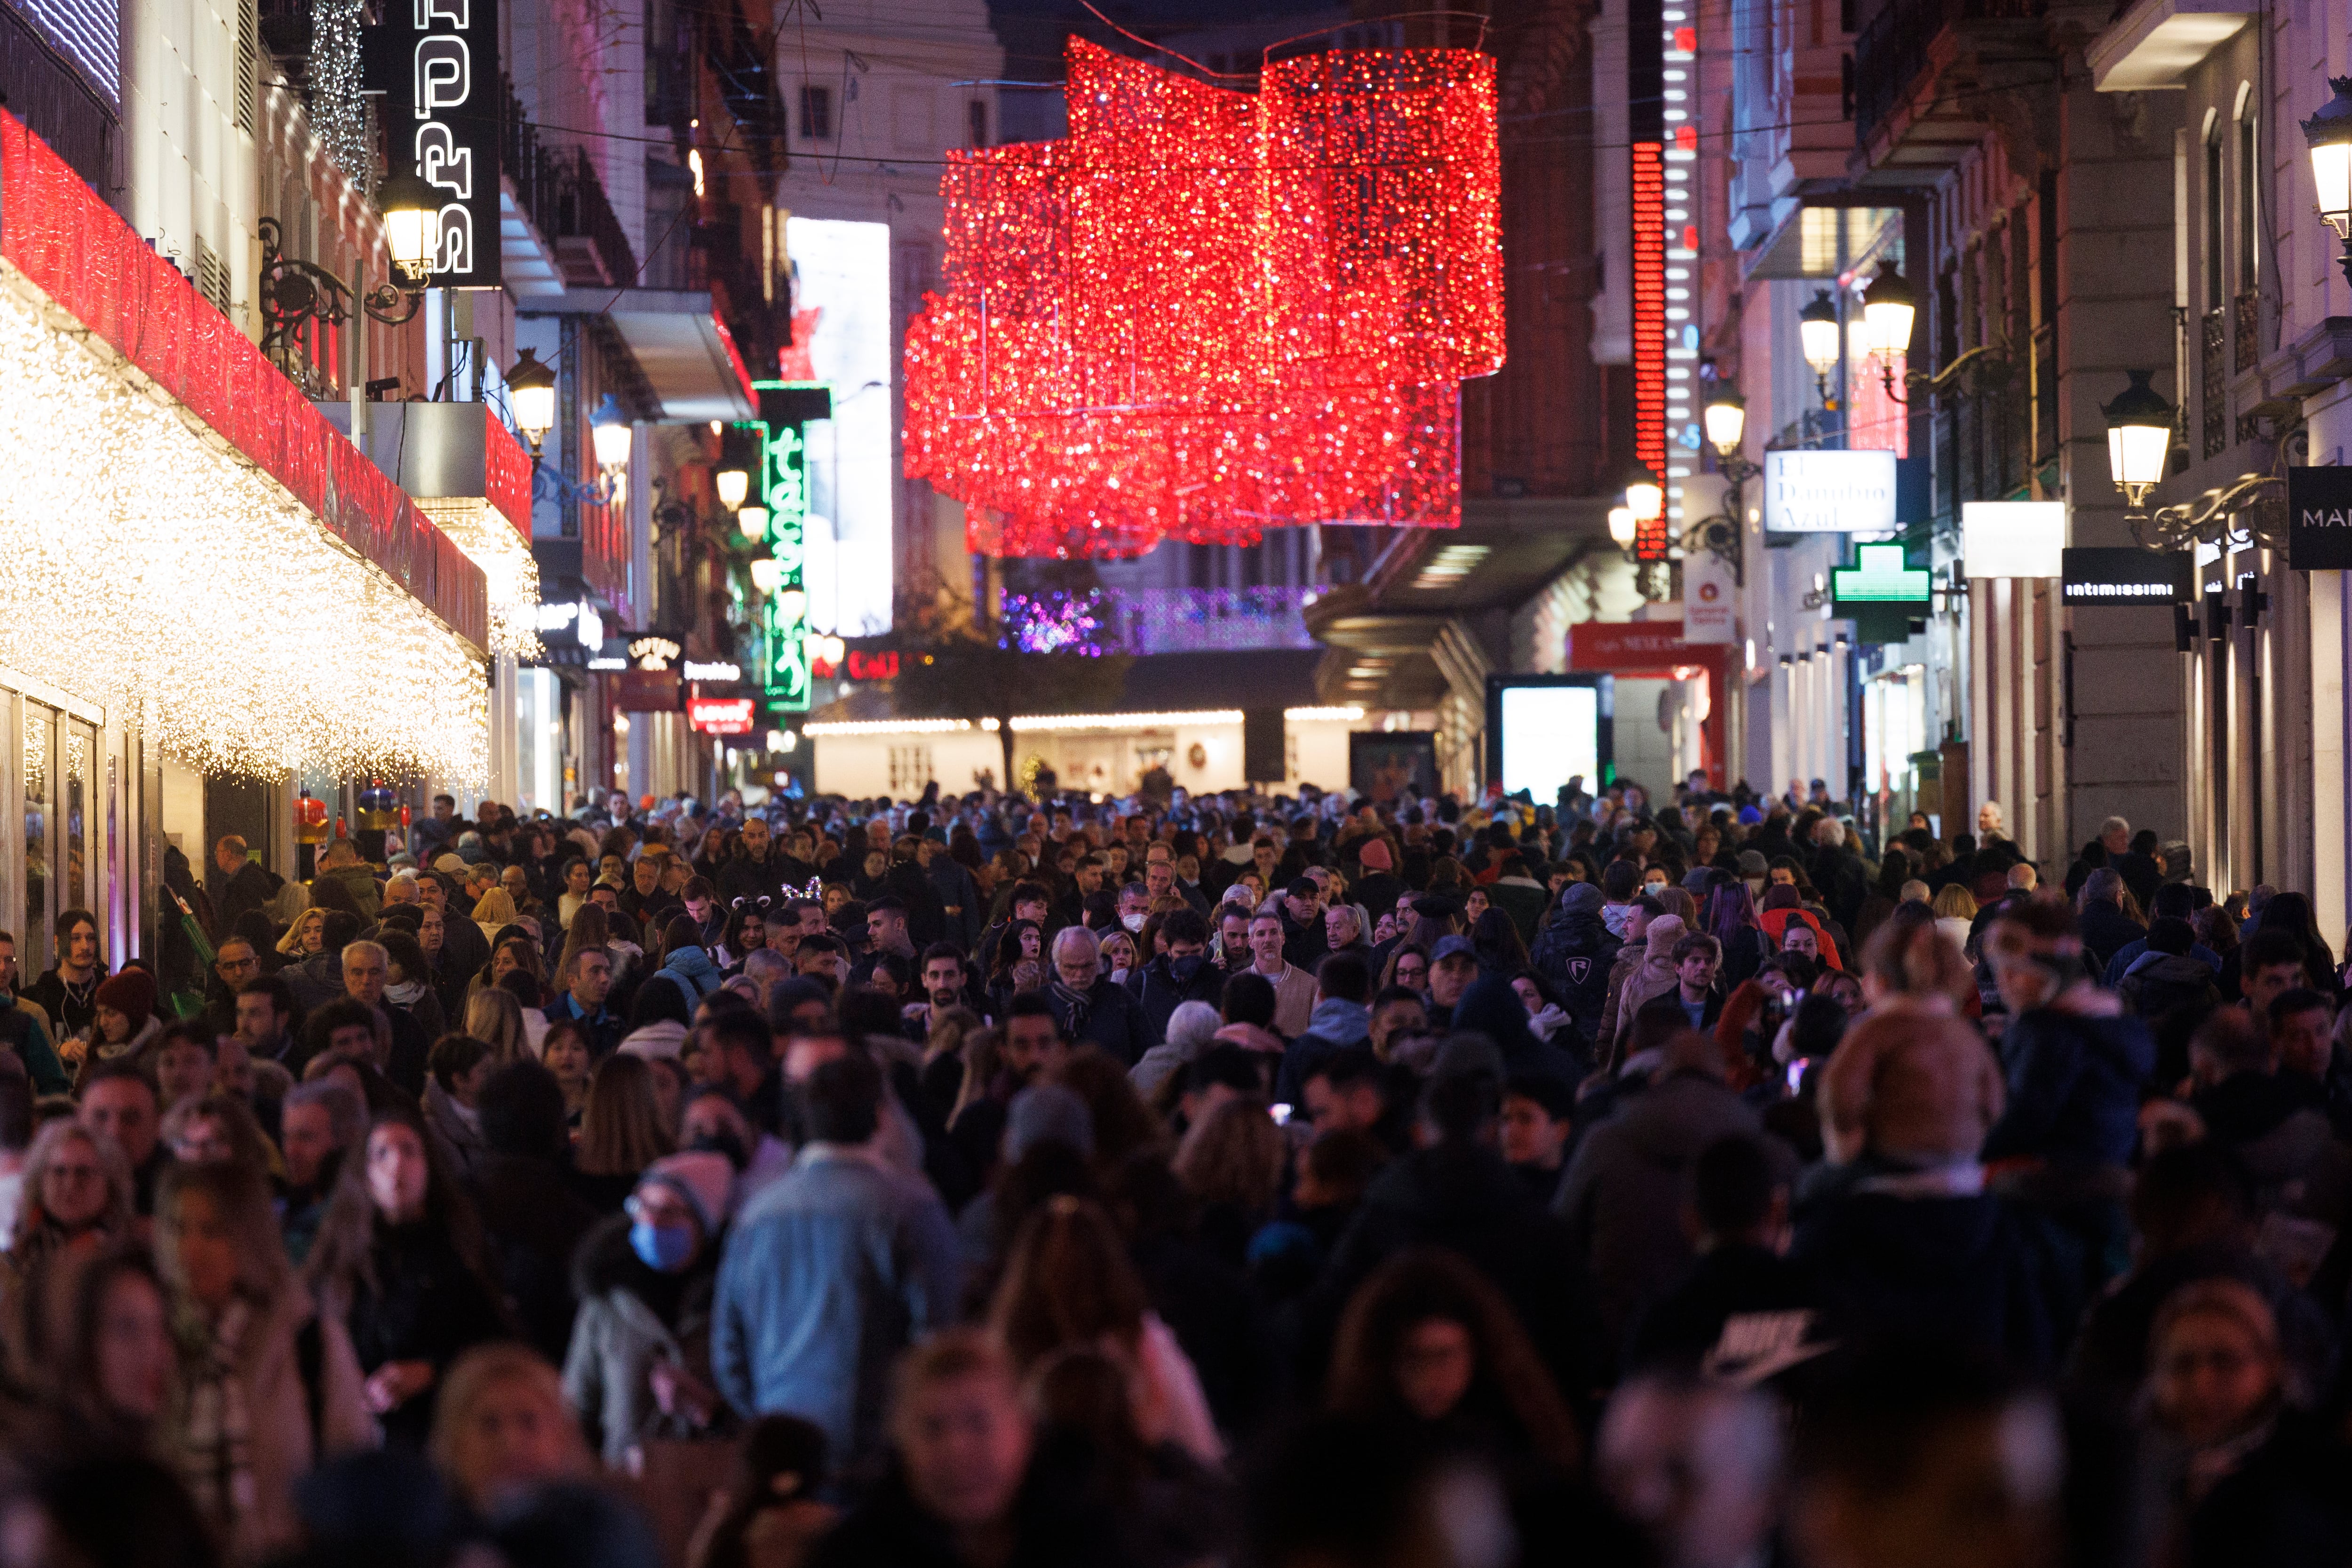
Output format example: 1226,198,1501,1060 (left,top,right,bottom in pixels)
1609,916,1689,1056
2116,951,2220,1022
1272,997,1372,1105
1448,975,1582,1083
655,943,723,1009
1531,889,1623,1043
